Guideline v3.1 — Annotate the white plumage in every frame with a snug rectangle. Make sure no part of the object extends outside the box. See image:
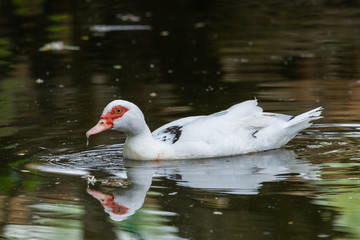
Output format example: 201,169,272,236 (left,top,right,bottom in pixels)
86,99,322,160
